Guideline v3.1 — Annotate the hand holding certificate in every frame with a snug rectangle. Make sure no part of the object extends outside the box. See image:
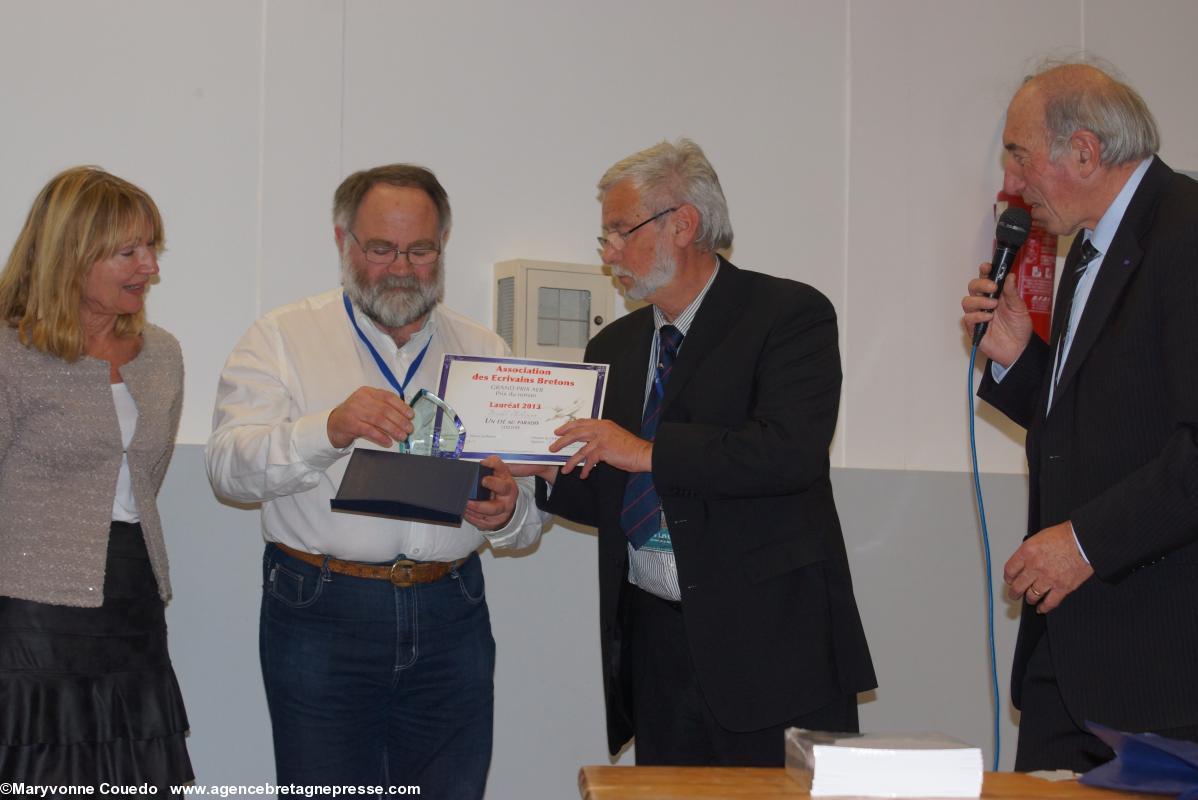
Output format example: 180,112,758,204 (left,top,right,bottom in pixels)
438,355,608,464
547,418,652,479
